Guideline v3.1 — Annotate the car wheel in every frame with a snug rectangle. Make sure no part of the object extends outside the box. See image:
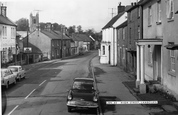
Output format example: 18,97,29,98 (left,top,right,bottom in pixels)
14,79,17,85
19,76,21,81
67,106,72,112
